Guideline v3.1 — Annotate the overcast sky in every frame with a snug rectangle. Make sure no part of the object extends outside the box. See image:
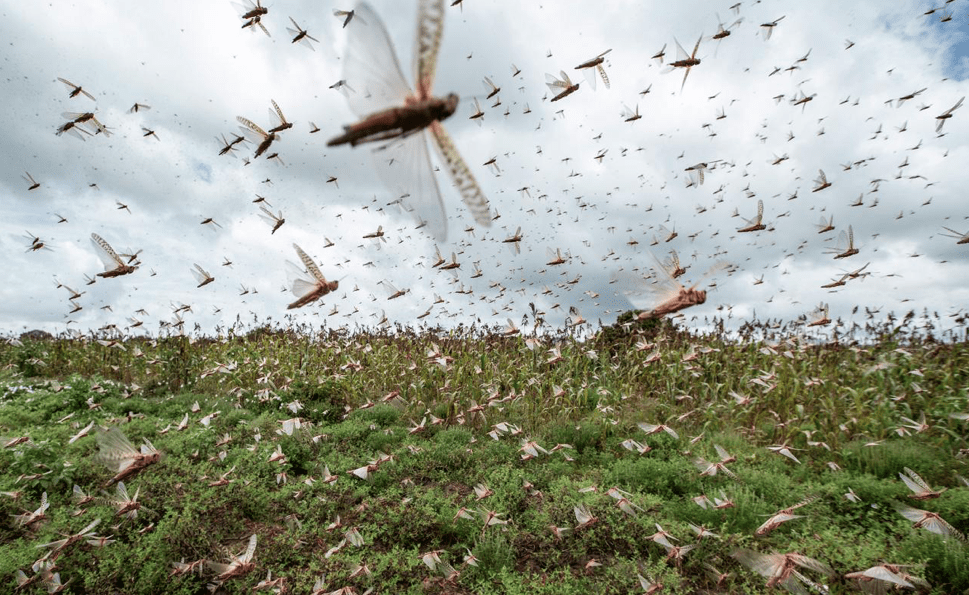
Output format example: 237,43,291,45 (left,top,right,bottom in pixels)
1,0,968,338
